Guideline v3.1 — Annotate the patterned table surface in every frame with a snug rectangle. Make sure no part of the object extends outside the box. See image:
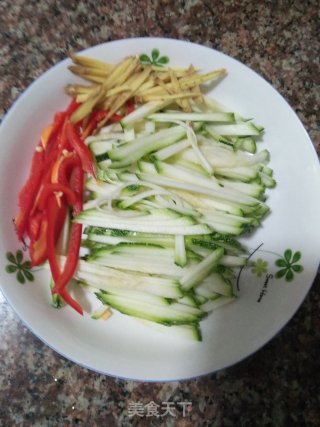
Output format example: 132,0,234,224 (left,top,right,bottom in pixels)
0,1,319,426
